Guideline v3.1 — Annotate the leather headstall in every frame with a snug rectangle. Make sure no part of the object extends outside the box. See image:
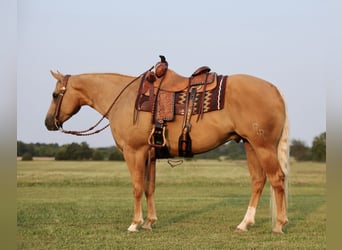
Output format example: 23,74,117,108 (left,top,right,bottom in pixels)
54,74,71,129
